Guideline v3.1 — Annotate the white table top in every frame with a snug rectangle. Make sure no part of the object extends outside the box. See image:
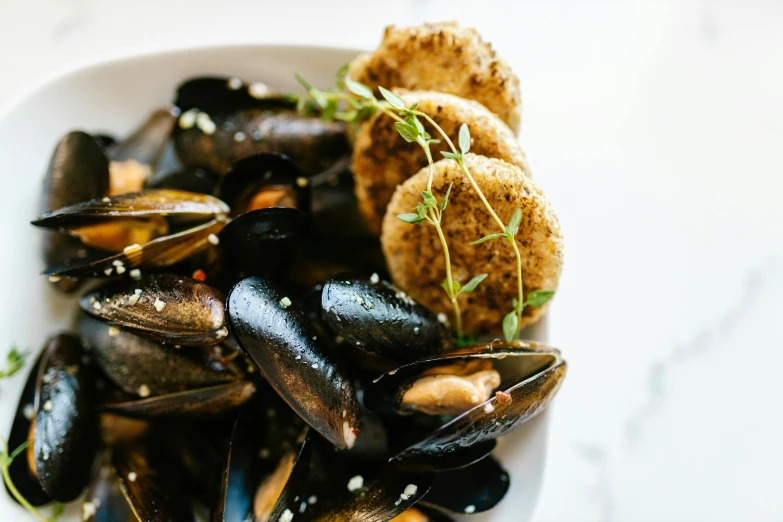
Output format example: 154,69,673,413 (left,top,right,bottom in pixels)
1,1,782,521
